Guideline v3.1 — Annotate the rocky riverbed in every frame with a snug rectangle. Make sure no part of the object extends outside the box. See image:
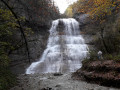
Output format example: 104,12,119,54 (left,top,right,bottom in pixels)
10,73,119,90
